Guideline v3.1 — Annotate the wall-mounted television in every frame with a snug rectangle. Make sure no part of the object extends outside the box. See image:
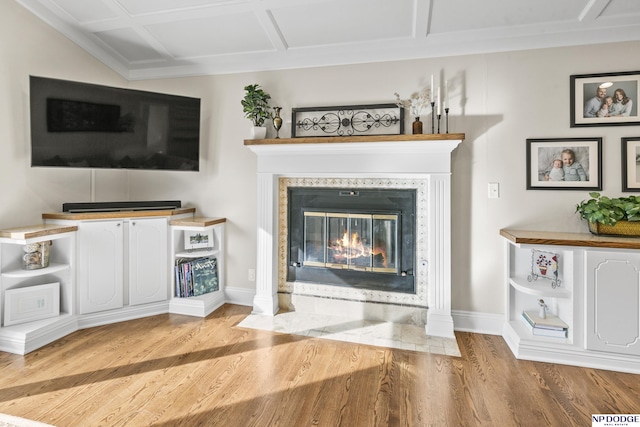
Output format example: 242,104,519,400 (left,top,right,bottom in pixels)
29,76,201,171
